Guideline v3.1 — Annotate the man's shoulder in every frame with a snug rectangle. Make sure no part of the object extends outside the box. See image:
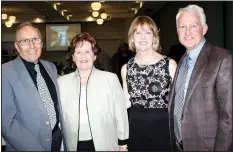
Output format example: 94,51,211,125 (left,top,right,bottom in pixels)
208,43,232,57
2,59,17,73
40,59,54,66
